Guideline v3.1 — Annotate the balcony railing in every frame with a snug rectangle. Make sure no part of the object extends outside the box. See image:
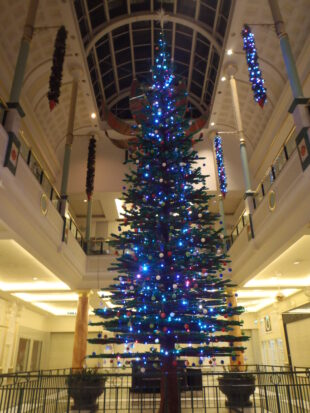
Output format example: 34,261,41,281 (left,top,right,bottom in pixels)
15,124,298,256
253,127,297,210
19,131,61,211
227,126,297,249
0,366,309,412
18,131,84,249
